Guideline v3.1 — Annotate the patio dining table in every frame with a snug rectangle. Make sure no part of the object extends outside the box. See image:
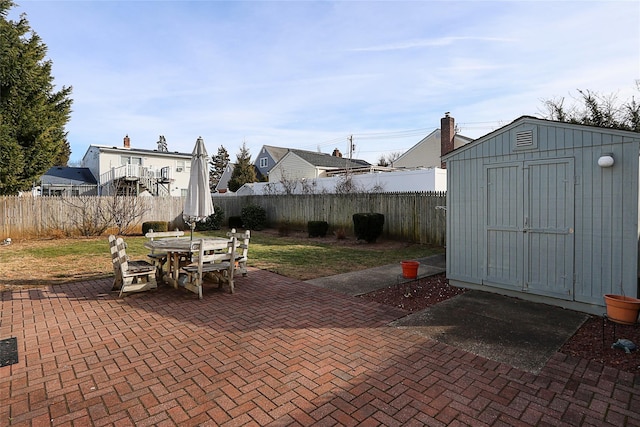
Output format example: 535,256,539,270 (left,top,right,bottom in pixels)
144,237,229,288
